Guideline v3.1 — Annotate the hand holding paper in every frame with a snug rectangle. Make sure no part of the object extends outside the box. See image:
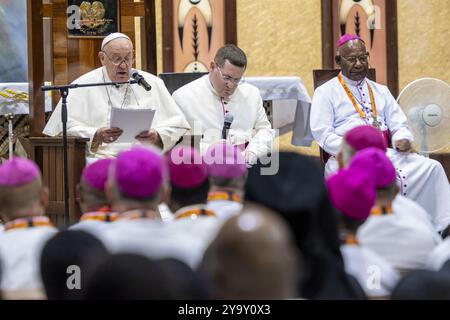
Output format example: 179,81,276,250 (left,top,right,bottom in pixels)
110,107,155,143
135,129,163,149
